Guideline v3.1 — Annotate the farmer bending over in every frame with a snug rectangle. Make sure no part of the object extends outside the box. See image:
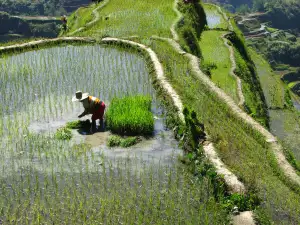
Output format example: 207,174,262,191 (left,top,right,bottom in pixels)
72,91,106,133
